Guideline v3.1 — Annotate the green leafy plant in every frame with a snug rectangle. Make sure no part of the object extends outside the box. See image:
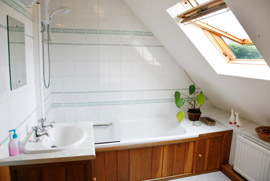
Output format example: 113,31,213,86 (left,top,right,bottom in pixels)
174,84,205,123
